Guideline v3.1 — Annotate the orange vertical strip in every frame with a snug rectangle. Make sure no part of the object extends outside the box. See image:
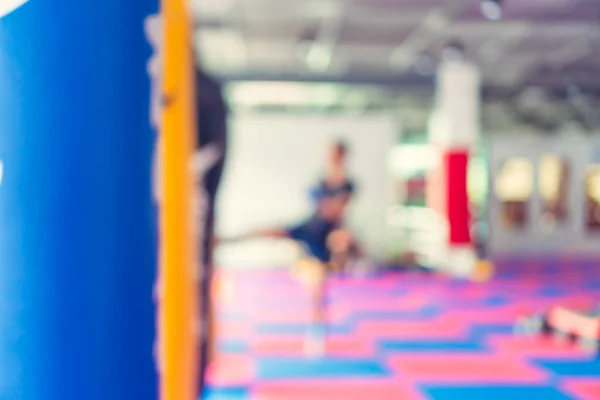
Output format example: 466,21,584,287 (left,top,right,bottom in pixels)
160,0,198,399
